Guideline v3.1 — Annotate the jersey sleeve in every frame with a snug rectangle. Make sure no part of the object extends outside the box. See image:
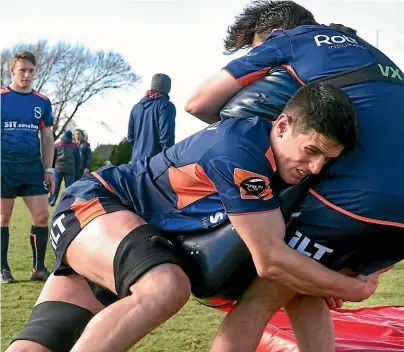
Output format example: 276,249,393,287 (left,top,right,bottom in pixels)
224,31,293,87
198,137,279,215
40,98,53,129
